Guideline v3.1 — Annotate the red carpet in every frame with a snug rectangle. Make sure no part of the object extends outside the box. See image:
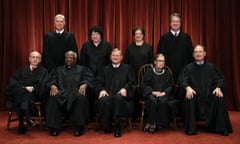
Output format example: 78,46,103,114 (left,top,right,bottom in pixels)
0,111,239,144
